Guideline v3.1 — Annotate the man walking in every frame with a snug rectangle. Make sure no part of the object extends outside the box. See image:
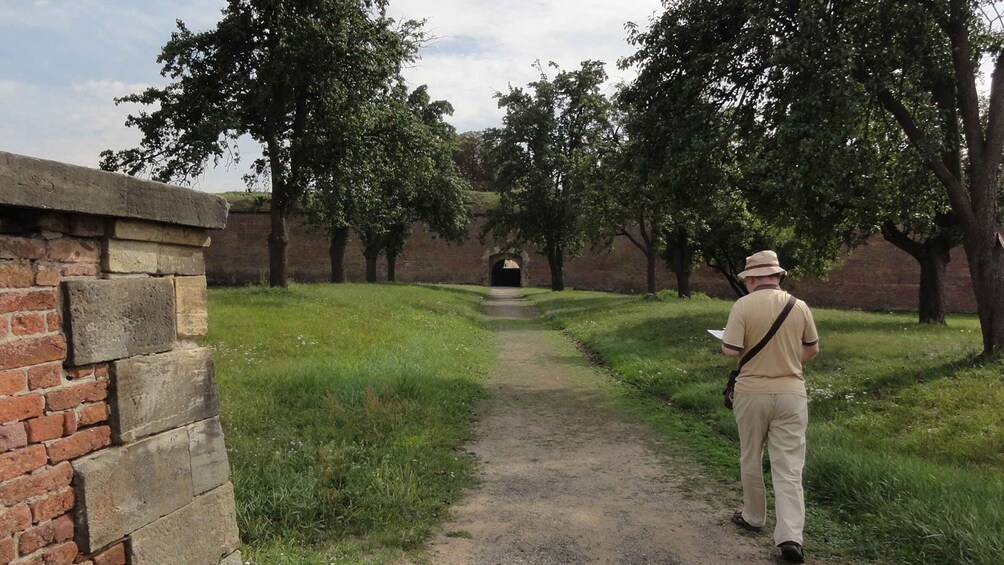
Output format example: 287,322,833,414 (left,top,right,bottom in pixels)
721,250,819,563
